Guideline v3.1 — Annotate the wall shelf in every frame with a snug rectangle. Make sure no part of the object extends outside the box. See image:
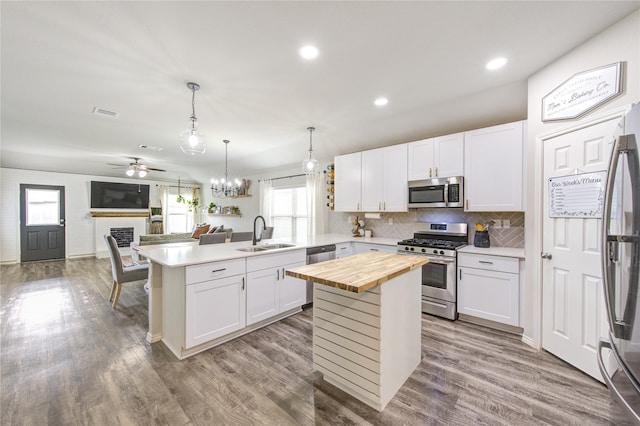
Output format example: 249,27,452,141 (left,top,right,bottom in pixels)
207,213,241,217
